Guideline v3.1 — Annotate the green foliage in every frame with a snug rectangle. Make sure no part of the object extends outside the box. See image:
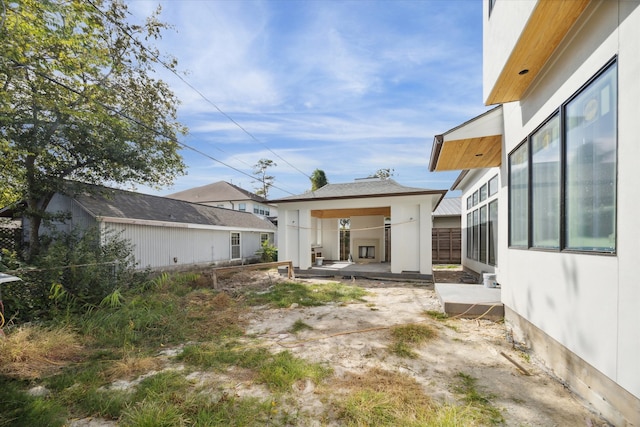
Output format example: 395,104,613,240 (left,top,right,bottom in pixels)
257,239,278,262
258,350,332,392
310,168,328,191
424,310,449,320
0,377,67,427
0,0,186,258
252,158,276,197
1,227,138,322
369,168,395,180
246,281,367,308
